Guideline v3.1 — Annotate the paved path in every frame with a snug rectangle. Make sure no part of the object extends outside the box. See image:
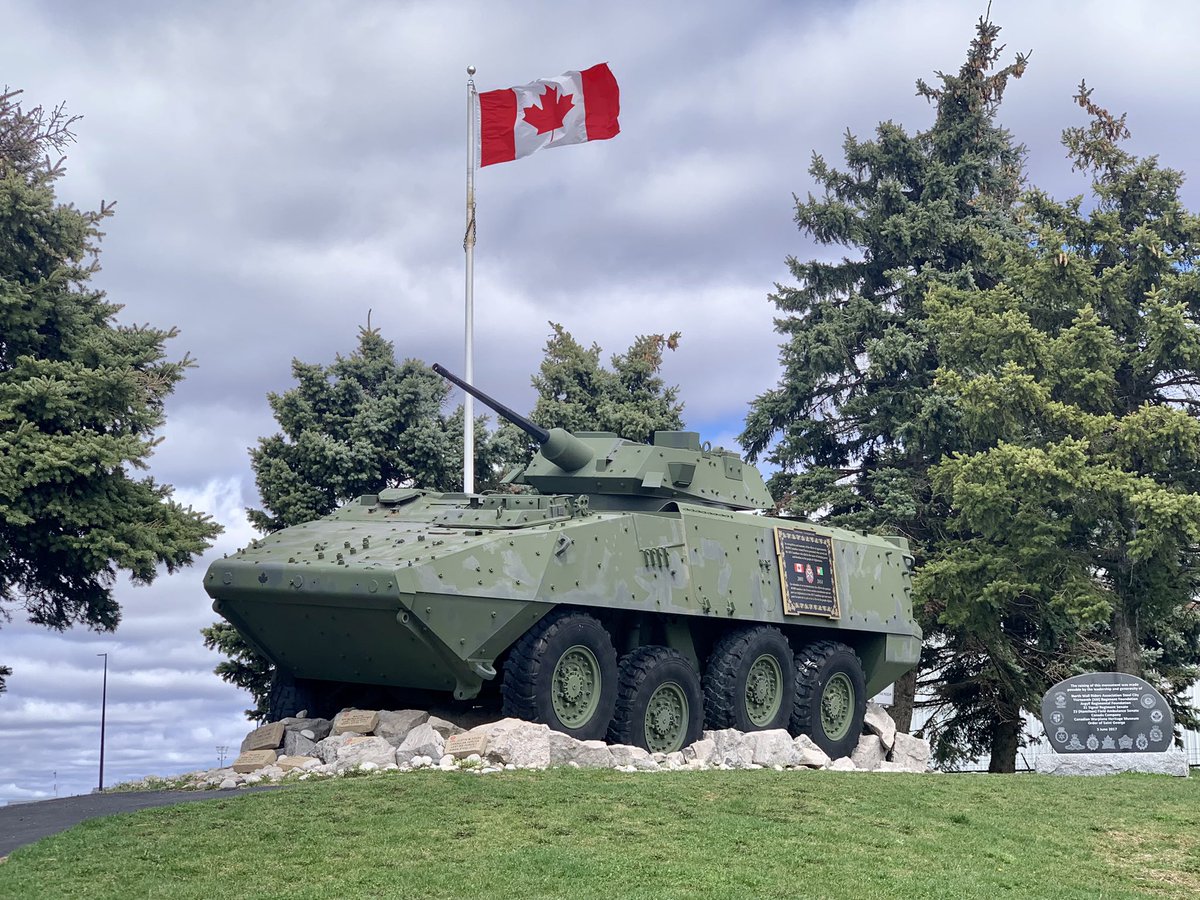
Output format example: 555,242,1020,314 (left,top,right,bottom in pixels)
0,787,281,858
